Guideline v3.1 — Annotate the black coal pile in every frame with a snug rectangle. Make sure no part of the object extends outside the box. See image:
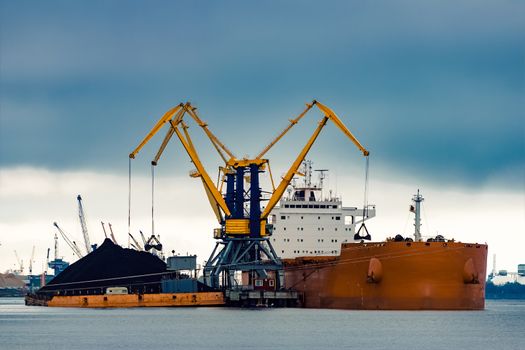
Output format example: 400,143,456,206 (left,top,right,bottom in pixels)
38,238,167,295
